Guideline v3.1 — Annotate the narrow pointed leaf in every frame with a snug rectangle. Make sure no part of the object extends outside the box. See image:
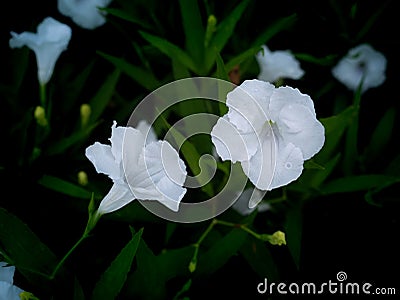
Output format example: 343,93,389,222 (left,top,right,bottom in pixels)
139,31,197,72
91,228,143,300
97,51,160,90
